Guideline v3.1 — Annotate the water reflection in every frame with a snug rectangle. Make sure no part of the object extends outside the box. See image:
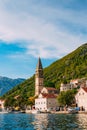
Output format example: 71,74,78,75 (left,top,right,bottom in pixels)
75,114,87,129
33,113,87,130
0,113,87,130
33,114,49,130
